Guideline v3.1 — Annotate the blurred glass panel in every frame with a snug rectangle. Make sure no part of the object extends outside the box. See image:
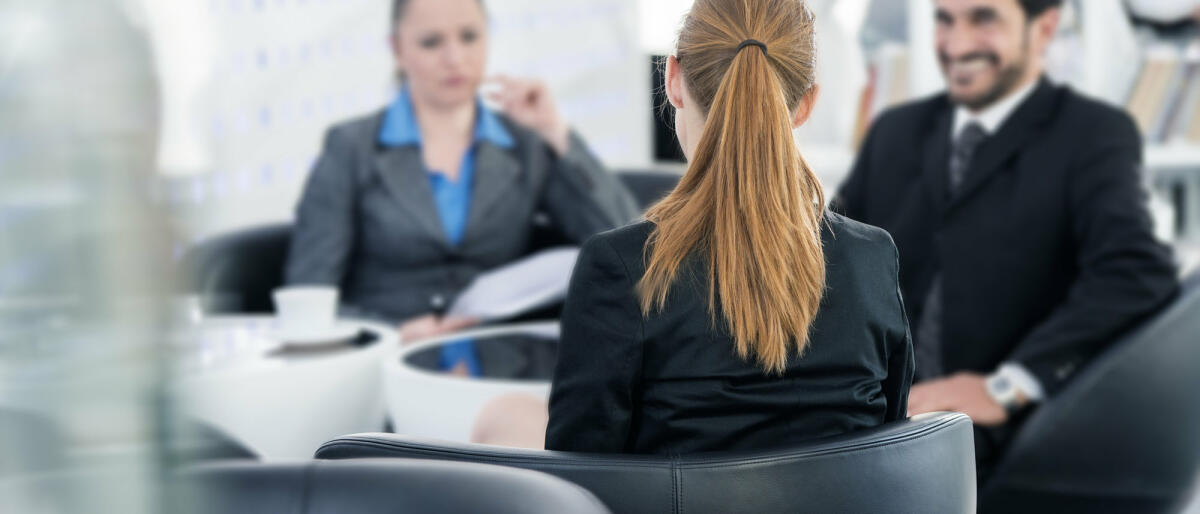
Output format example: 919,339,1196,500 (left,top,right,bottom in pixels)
0,1,176,512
